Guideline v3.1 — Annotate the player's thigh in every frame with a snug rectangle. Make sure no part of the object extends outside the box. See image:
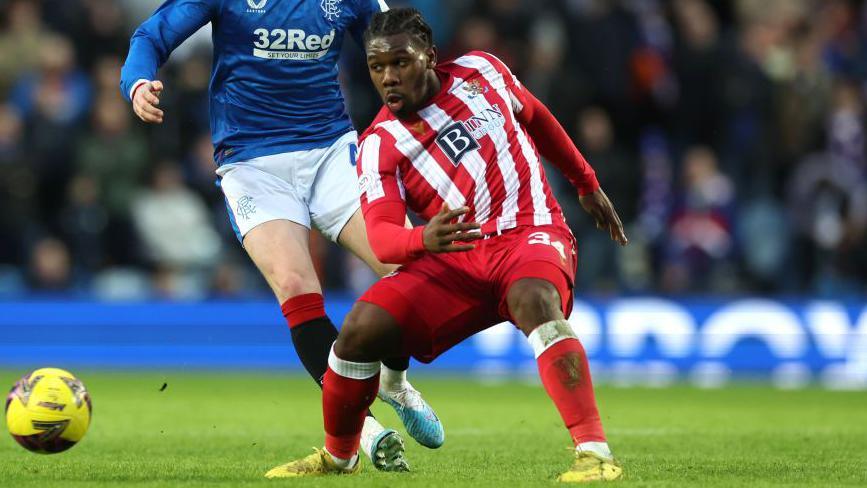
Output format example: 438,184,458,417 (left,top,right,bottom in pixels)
336,209,396,277
308,131,407,276
359,254,500,363
218,163,320,302
496,226,578,331
218,160,311,241
242,219,321,302
506,277,567,335
335,301,404,362
308,131,363,244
